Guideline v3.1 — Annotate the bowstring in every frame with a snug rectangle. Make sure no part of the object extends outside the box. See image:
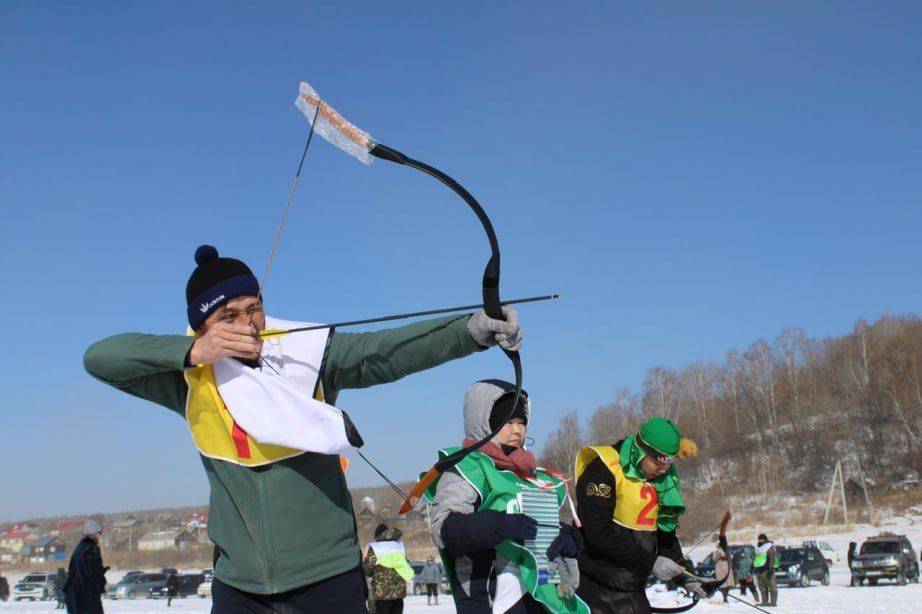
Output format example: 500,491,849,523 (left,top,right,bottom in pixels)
260,102,322,293
259,102,414,511
356,450,412,506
